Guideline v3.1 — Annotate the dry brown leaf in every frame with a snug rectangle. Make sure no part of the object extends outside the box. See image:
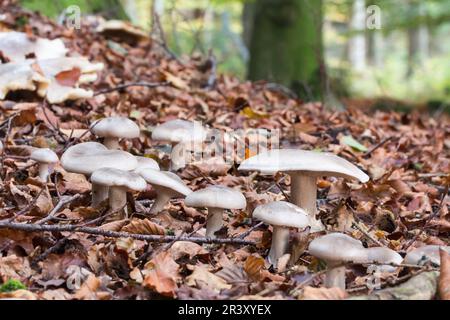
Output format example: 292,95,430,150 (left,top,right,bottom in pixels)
439,248,450,300
168,241,208,261
99,219,128,232
299,286,348,300
142,251,180,297
186,265,232,291
73,274,101,300
244,255,265,280
121,218,165,235
55,67,81,87
0,289,36,300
